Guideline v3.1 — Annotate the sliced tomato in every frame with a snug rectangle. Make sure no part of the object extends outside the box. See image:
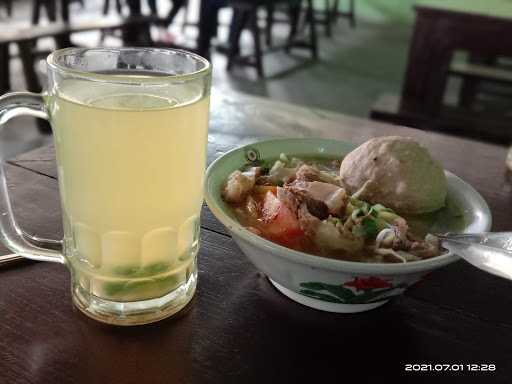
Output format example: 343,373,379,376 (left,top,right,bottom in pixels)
261,192,304,246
